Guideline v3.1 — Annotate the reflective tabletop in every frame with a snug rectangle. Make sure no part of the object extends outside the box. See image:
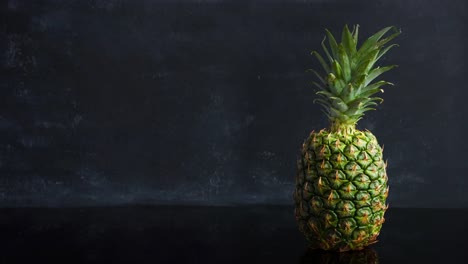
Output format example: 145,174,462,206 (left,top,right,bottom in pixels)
0,206,467,263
